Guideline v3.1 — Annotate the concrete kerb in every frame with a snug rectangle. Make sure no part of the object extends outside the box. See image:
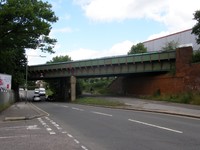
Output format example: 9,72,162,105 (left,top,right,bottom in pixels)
122,107,200,119
74,104,200,119
4,102,49,121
